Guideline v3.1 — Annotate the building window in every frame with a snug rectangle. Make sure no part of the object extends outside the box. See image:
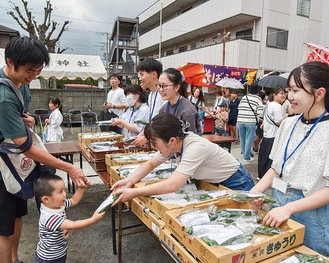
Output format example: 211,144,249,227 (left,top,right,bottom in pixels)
297,0,311,17
166,49,173,56
236,29,253,40
180,6,193,14
266,27,288,49
179,46,187,53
